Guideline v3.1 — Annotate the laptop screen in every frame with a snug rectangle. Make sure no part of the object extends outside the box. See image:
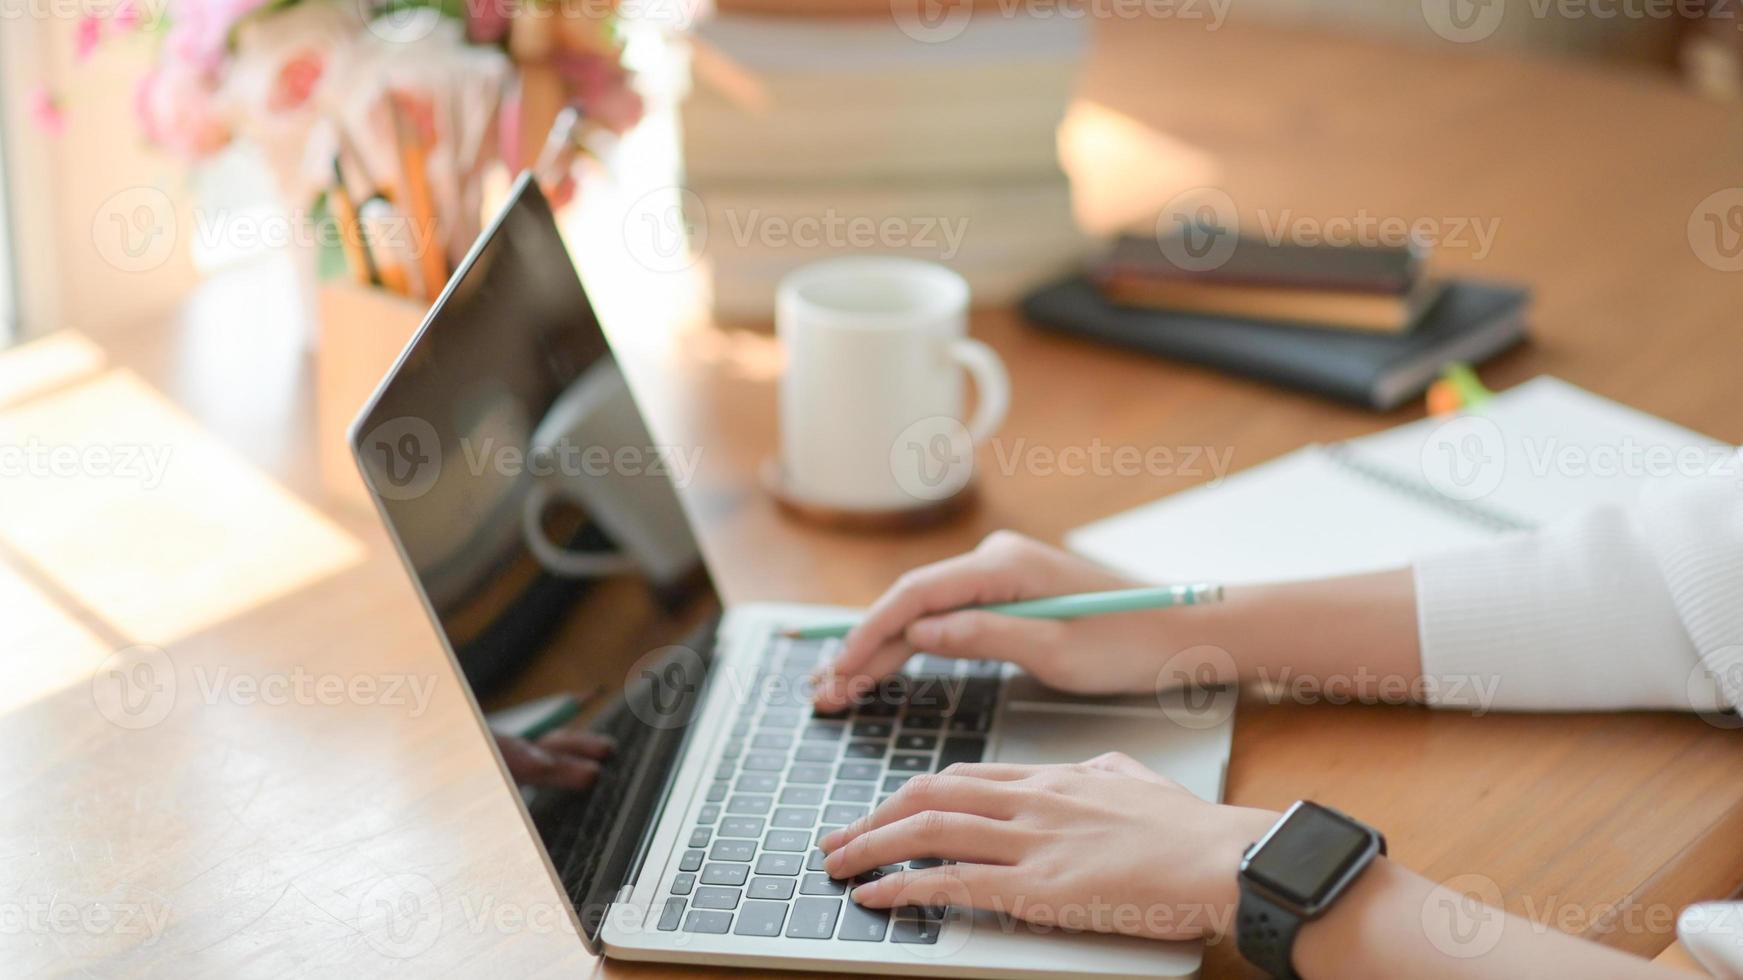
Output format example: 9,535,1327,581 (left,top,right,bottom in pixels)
351,177,722,948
